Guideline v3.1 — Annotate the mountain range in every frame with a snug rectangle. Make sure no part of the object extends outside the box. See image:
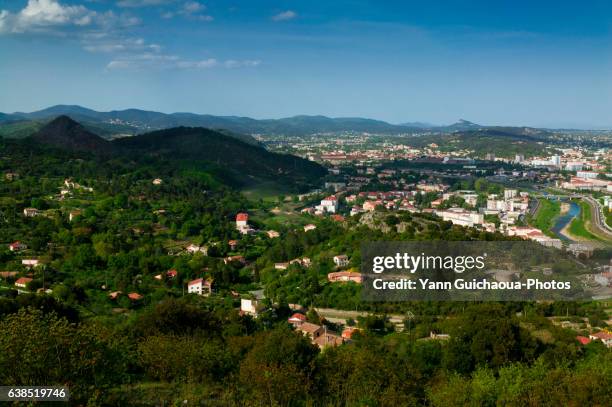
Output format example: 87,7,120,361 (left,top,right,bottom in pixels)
0,105,486,138
18,116,325,189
